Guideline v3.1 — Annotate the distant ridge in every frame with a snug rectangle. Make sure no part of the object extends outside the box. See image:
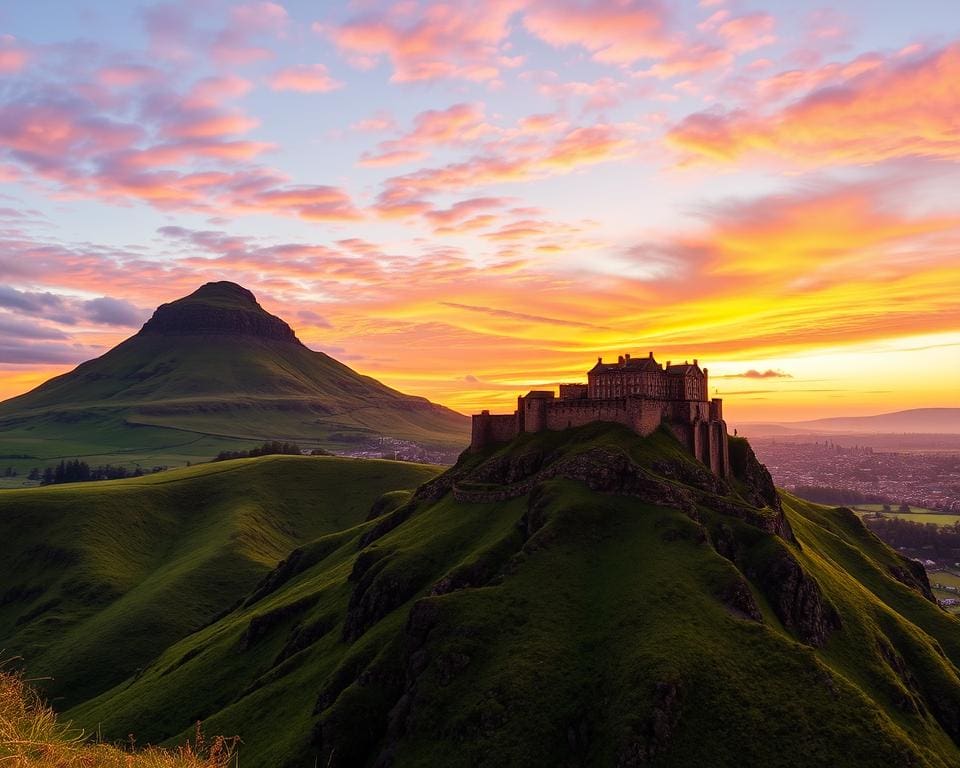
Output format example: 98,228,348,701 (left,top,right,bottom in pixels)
737,407,960,436
0,281,469,467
